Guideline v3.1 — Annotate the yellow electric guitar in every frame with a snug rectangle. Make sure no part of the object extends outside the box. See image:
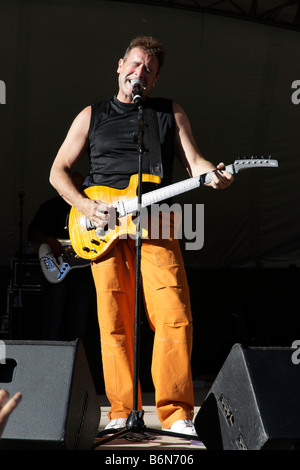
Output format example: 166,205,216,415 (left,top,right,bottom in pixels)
68,157,278,261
